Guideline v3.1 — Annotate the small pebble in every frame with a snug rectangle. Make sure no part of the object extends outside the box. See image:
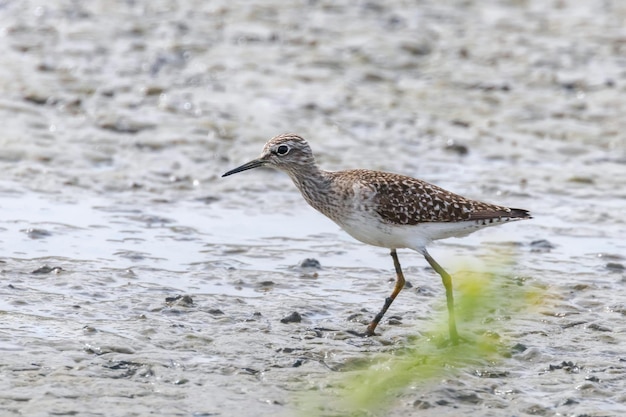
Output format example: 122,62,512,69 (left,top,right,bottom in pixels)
31,265,63,274
280,311,302,324
606,262,624,272
587,323,611,332
24,228,52,239
548,361,579,373
299,258,321,269
530,239,555,252
413,400,433,409
444,139,469,156
165,295,194,306
292,359,305,368
511,343,527,353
